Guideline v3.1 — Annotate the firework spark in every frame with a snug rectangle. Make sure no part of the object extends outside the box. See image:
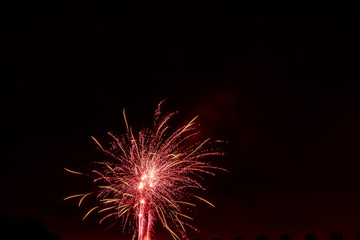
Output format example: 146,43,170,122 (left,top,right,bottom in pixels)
65,101,224,240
